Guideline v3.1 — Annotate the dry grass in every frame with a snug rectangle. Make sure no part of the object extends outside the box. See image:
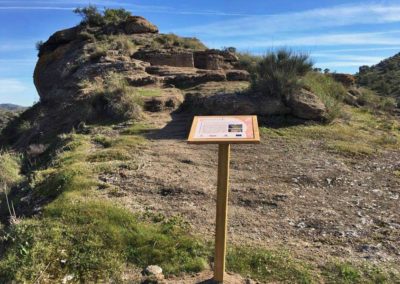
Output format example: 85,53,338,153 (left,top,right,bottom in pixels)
261,106,400,156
